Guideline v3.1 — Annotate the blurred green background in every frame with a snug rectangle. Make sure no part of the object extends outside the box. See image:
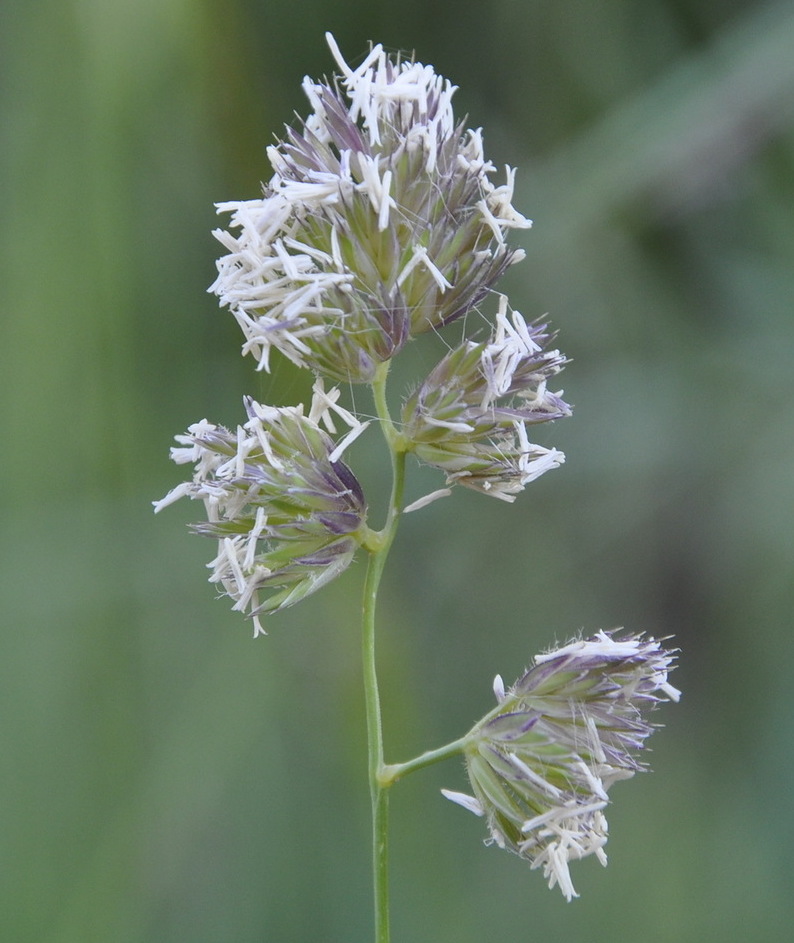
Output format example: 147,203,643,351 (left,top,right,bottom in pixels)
2,1,793,940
